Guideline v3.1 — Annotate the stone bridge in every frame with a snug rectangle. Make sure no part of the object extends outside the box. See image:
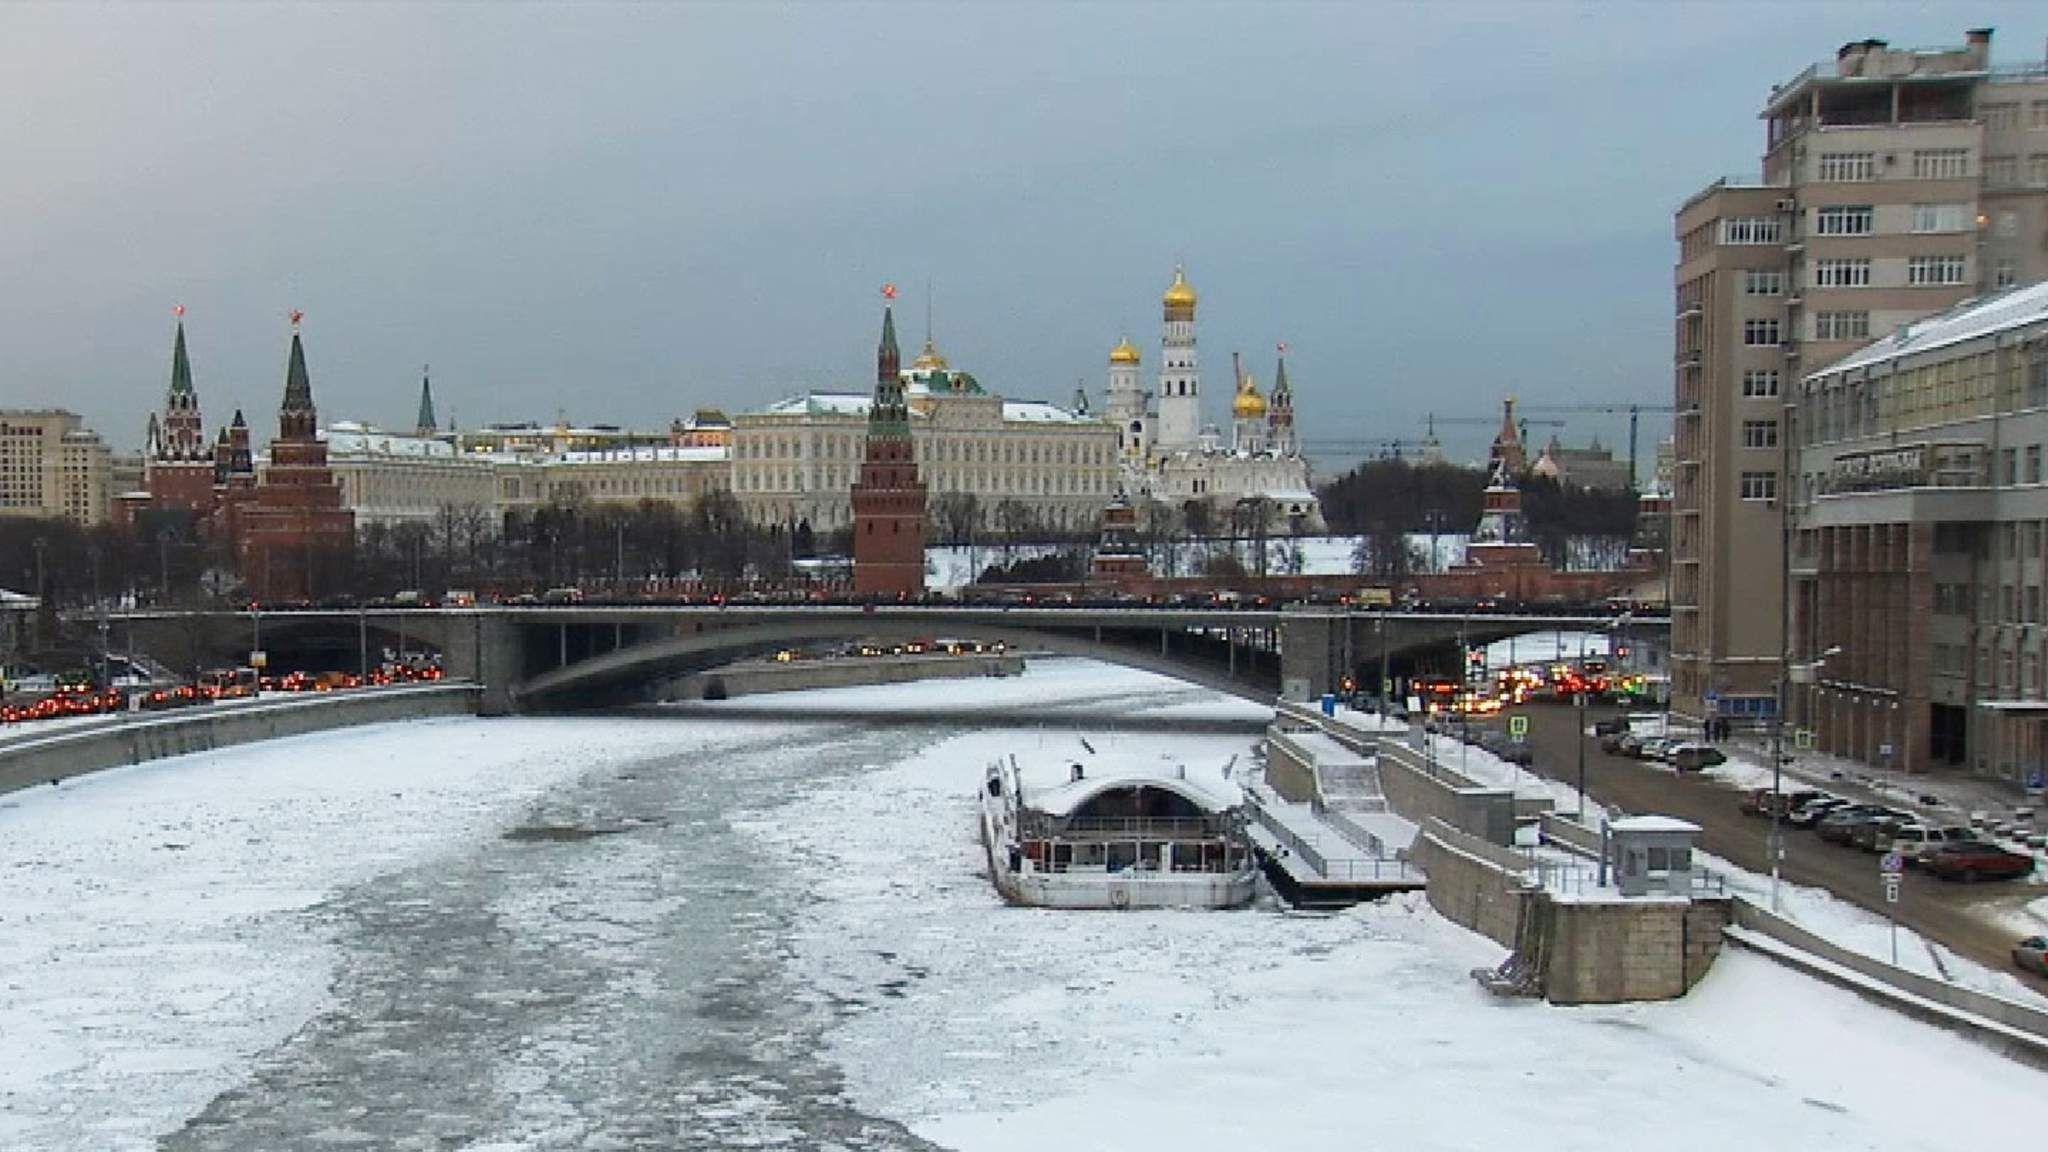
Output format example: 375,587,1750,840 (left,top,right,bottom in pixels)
112,606,1665,715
